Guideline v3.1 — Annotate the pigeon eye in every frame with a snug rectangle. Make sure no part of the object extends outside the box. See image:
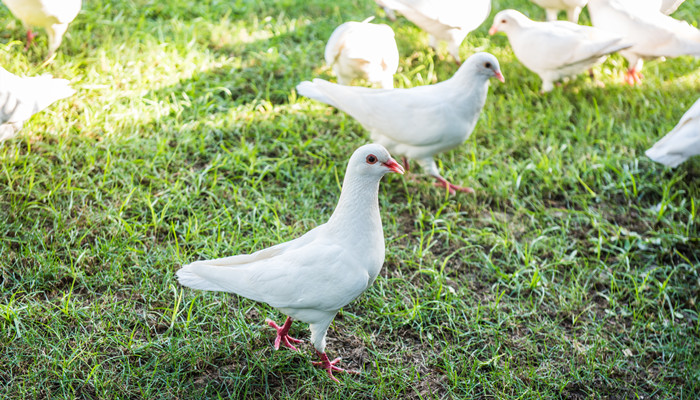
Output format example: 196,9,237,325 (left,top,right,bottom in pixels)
366,154,378,164
501,19,506,23
485,62,492,69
